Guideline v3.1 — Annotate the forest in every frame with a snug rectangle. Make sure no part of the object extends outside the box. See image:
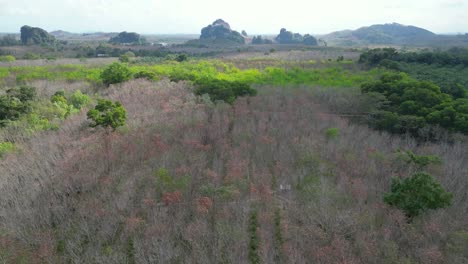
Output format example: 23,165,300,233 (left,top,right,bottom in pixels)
0,20,467,264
